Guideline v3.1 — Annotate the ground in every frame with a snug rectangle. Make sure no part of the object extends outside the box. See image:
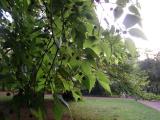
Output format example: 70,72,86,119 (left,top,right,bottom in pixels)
69,97,160,120
0,93,160,120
